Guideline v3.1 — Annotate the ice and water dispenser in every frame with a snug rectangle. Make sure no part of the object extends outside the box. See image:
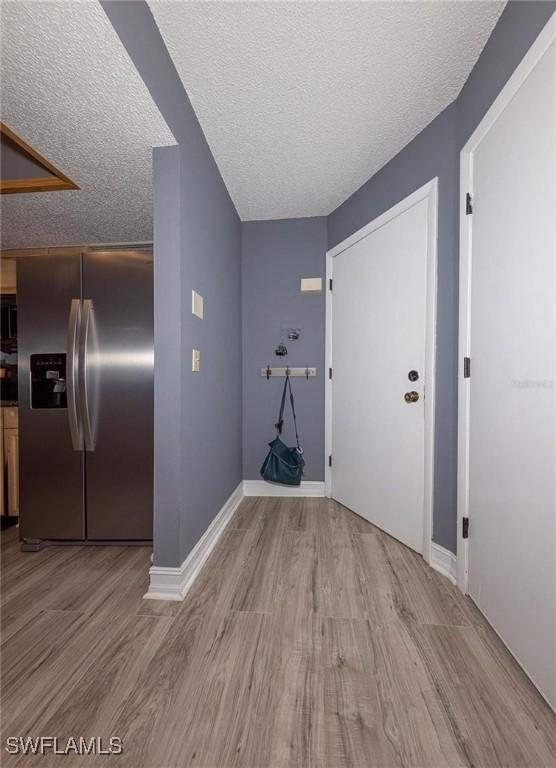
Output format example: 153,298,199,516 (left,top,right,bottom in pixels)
30,353,67,409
